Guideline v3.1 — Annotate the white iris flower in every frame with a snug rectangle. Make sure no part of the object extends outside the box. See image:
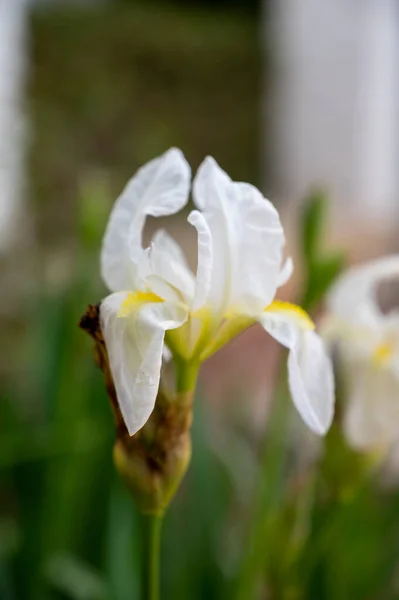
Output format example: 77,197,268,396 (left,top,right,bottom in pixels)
100,148,334,436
326,256,399,450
